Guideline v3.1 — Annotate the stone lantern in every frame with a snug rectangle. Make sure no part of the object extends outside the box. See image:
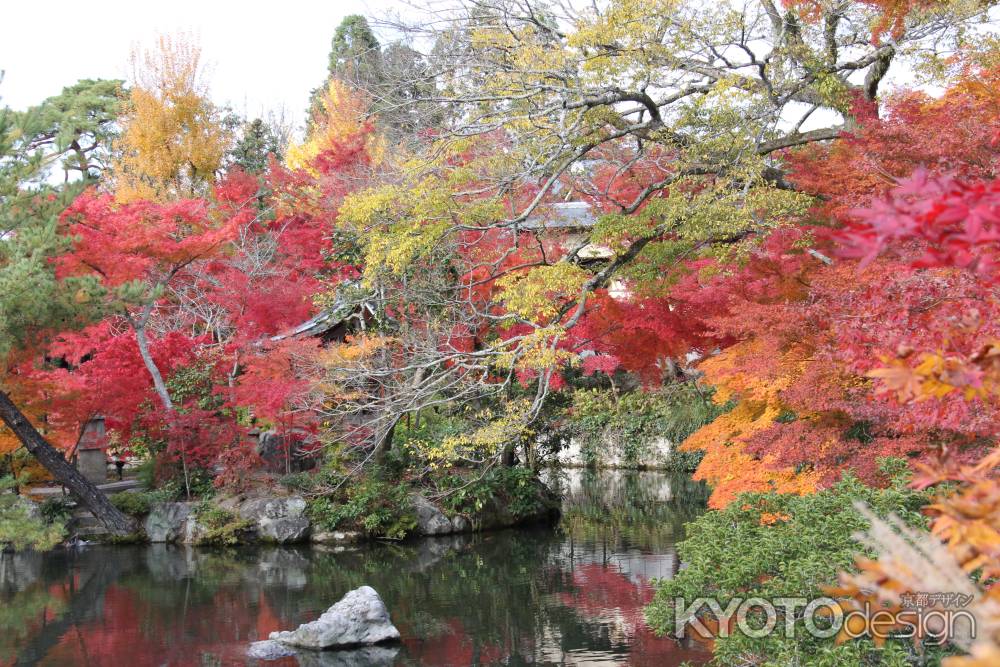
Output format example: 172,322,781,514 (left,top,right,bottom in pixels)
76,415,109,484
